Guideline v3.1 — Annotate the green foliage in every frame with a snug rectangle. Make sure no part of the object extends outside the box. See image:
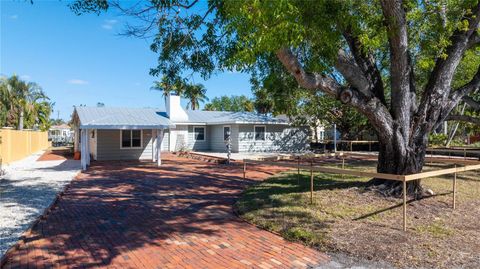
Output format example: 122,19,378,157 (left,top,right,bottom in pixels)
428,133,448,146
204,95,254,112
0,75,52,131
183,83,208,110
70,0,480,134
150,75,186,101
